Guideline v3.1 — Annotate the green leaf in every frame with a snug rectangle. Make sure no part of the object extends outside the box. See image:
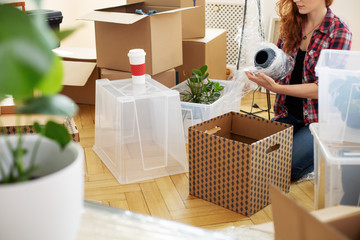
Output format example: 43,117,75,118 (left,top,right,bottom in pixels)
17,94,78,117
202,72,209,80
0,94,7,102
41,121,71,149
54,25,83,41
192,69,202,76
200,65,208,75
36,55,63,94
0,5,57,100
